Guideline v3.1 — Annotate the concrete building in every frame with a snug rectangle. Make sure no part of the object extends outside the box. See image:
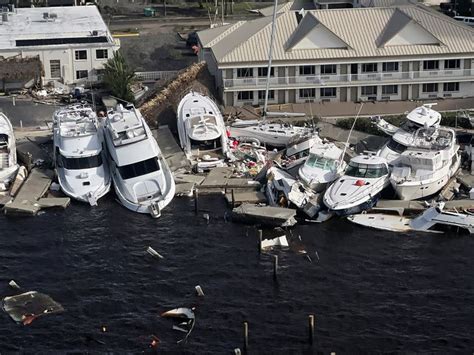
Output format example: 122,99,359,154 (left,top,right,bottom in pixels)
0,6,119,86
197,4,474,107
